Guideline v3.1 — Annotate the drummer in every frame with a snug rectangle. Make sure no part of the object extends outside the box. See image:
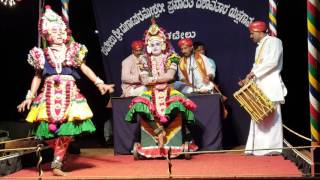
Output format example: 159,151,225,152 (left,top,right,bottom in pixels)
239,20,287,156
